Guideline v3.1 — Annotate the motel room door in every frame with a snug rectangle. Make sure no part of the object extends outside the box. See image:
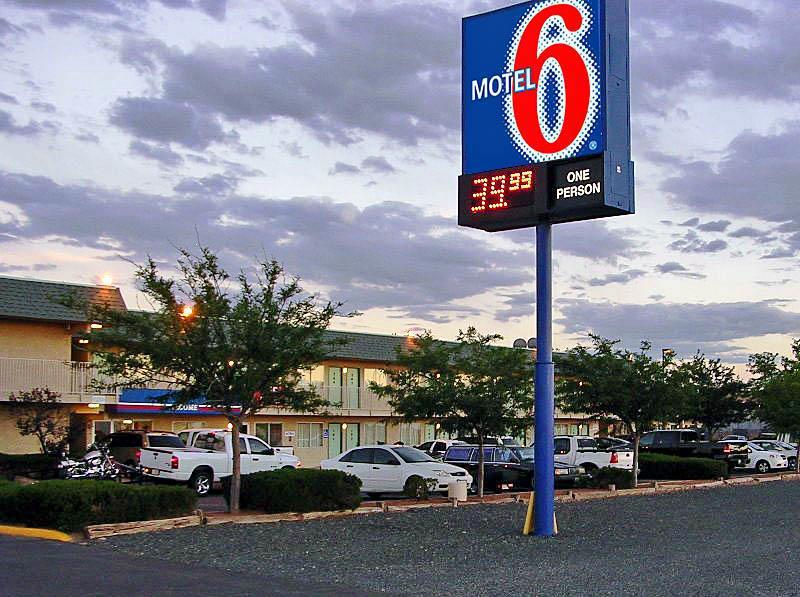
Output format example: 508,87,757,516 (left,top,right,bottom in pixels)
328,423,343,459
